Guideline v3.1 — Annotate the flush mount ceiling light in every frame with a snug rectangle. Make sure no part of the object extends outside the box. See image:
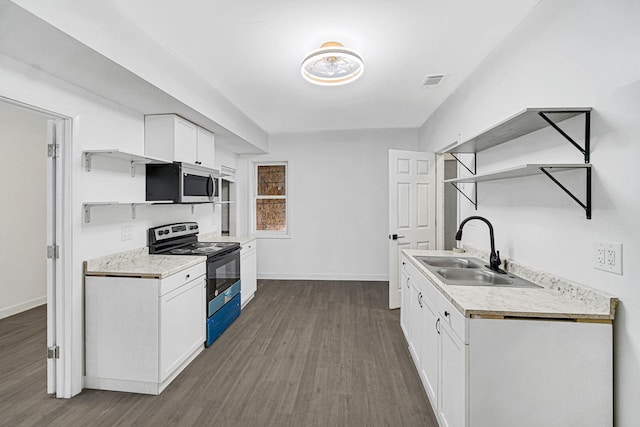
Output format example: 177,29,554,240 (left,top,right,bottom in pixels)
301,41,364,86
